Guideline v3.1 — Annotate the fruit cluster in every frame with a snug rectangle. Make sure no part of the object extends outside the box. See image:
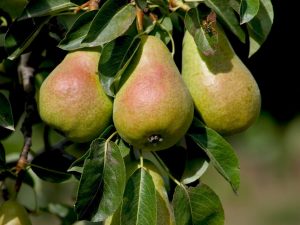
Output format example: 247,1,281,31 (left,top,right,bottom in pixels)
38,29,260,152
